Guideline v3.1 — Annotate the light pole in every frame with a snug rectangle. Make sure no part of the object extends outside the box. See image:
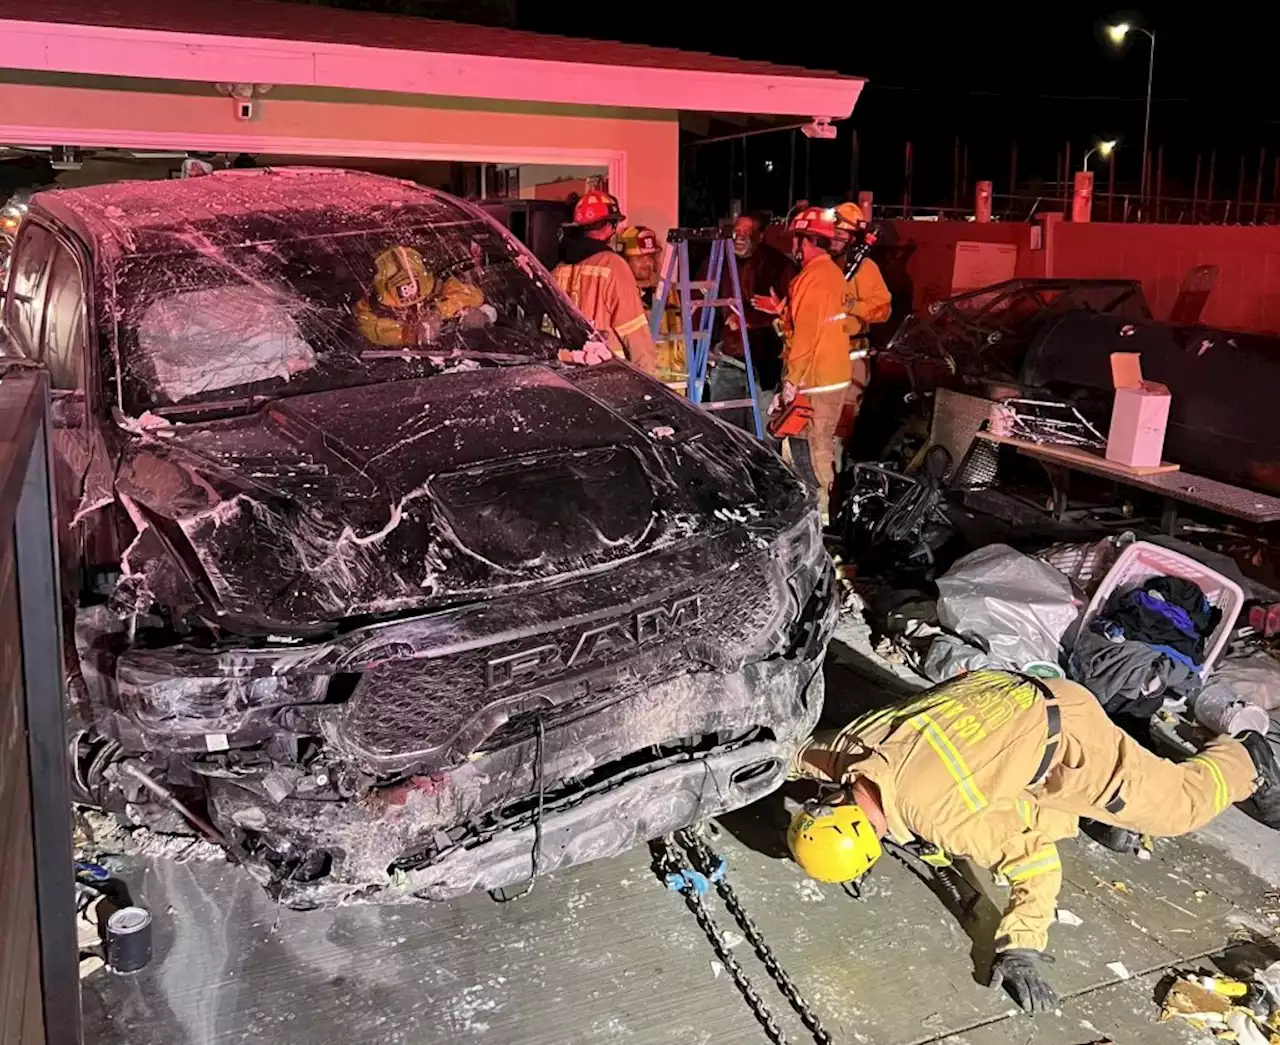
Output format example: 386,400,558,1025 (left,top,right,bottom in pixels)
1108,23,1156,206
1083,140,1117,171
